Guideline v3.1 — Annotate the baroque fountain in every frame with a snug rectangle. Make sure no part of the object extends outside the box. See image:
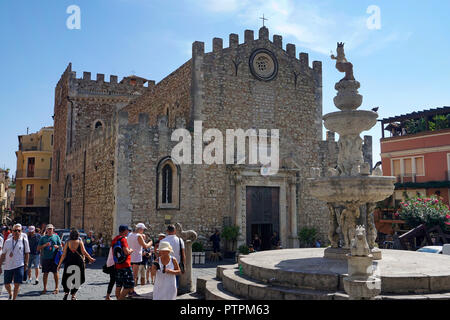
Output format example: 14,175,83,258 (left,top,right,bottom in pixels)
200,43,450,301
308,42,396,261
